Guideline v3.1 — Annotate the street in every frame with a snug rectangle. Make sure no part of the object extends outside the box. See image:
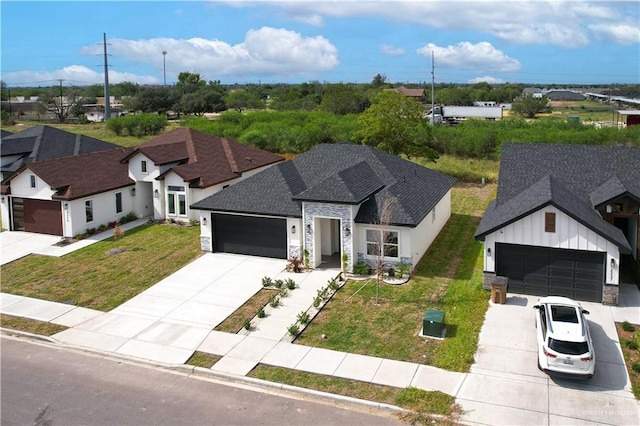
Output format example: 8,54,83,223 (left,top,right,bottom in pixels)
1,336,403,426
